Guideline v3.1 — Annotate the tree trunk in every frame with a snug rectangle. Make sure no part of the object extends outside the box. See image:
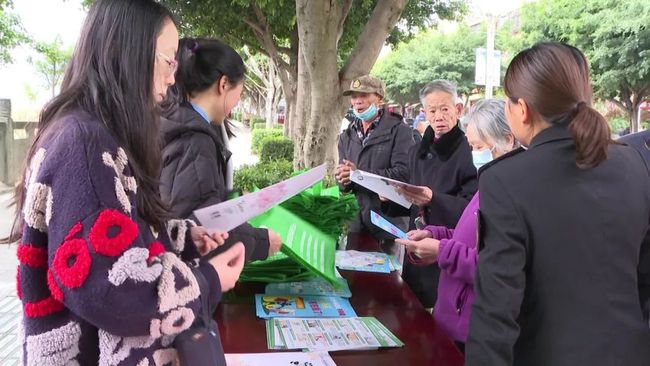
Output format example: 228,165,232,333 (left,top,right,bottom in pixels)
264,64,275,128
291,44,311,169
296,0,348,169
